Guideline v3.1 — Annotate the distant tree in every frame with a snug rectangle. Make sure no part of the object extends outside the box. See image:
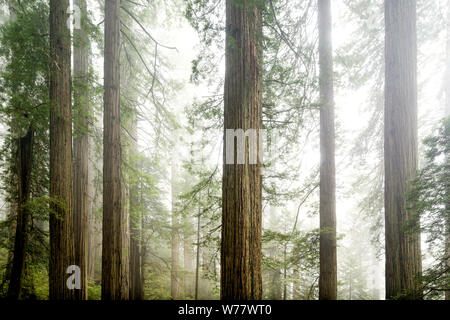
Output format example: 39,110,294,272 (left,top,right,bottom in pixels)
72,0,90,300
318,0,337,300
